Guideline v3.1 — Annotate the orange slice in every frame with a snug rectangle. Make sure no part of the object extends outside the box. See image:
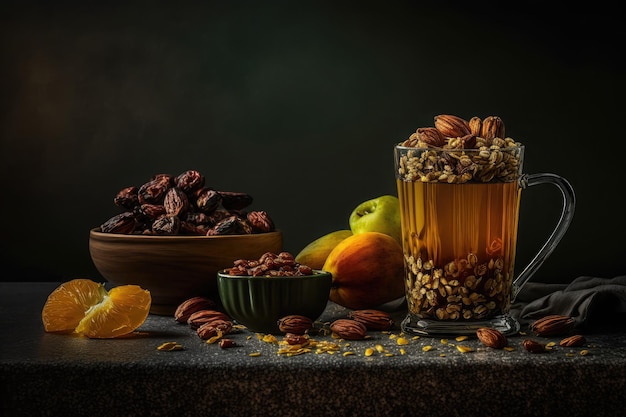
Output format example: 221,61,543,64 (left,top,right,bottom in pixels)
42,278,151,338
